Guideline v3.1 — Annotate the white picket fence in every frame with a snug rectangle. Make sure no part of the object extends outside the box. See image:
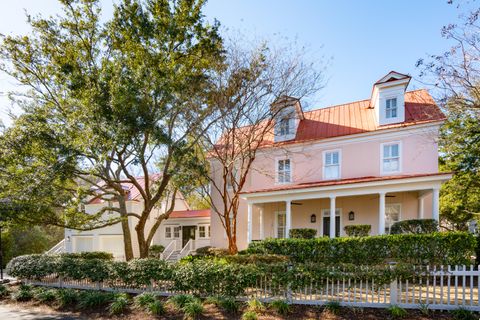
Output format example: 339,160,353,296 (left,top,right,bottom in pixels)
24,265,480,311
